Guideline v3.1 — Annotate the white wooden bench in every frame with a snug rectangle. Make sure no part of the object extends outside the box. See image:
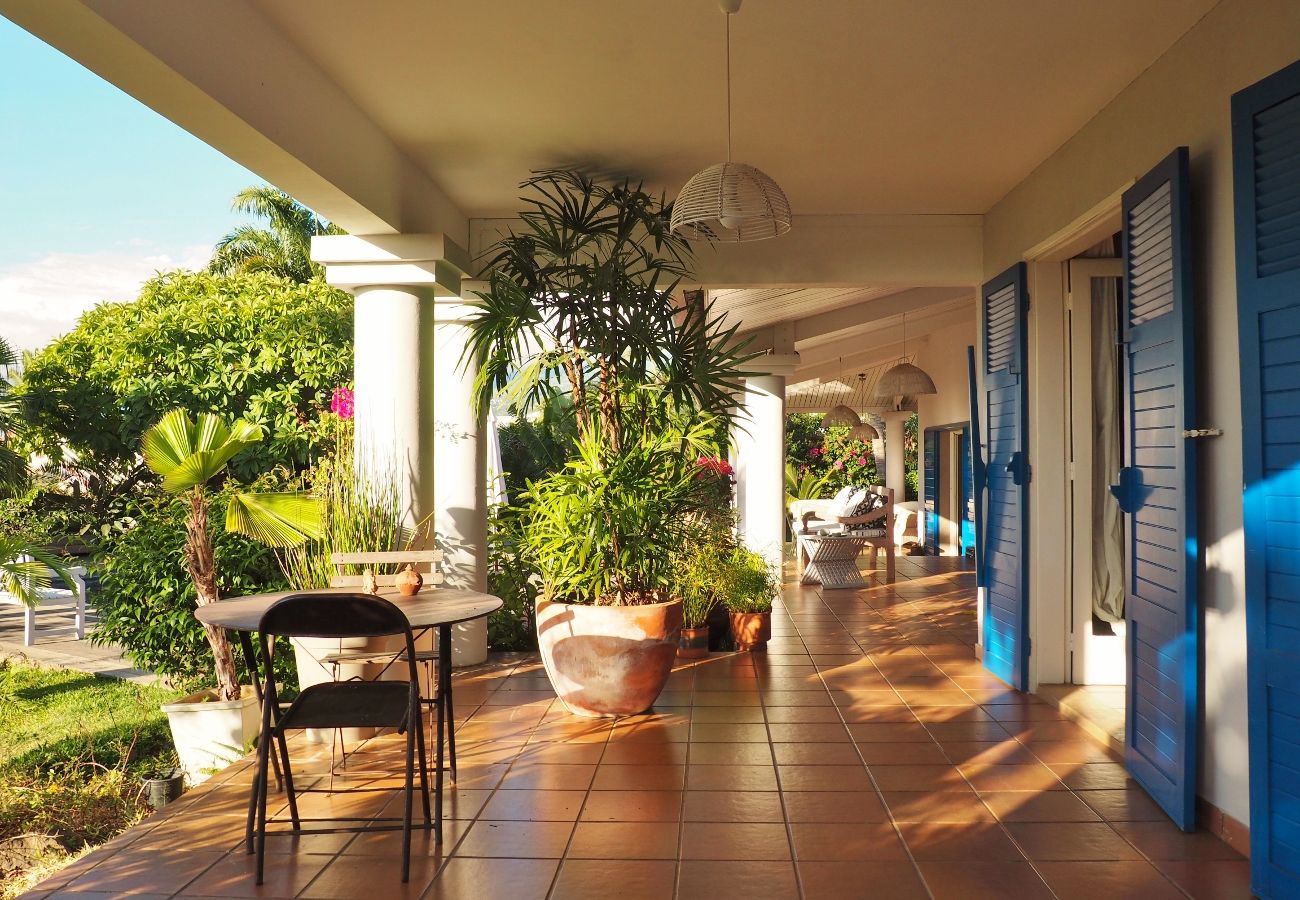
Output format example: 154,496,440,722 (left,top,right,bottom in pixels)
0,563,88,647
